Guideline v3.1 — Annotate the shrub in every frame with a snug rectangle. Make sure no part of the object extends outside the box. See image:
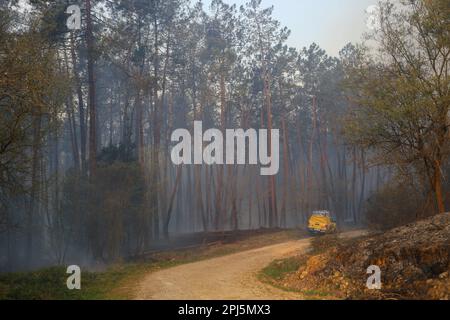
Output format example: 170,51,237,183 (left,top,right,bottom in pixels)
59,162,147,263
364,182,428,231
